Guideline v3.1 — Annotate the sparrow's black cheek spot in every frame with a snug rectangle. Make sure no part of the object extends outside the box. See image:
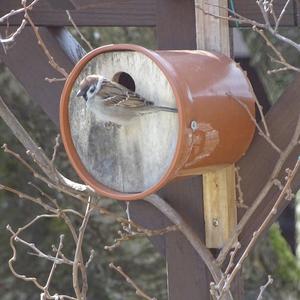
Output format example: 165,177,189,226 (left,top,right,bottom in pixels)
113,72,136,92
